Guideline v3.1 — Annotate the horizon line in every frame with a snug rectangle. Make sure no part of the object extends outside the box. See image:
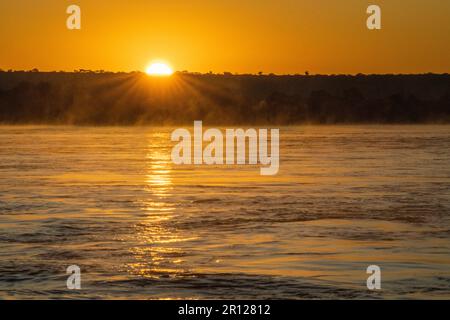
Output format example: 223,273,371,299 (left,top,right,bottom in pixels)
1,69,449,77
